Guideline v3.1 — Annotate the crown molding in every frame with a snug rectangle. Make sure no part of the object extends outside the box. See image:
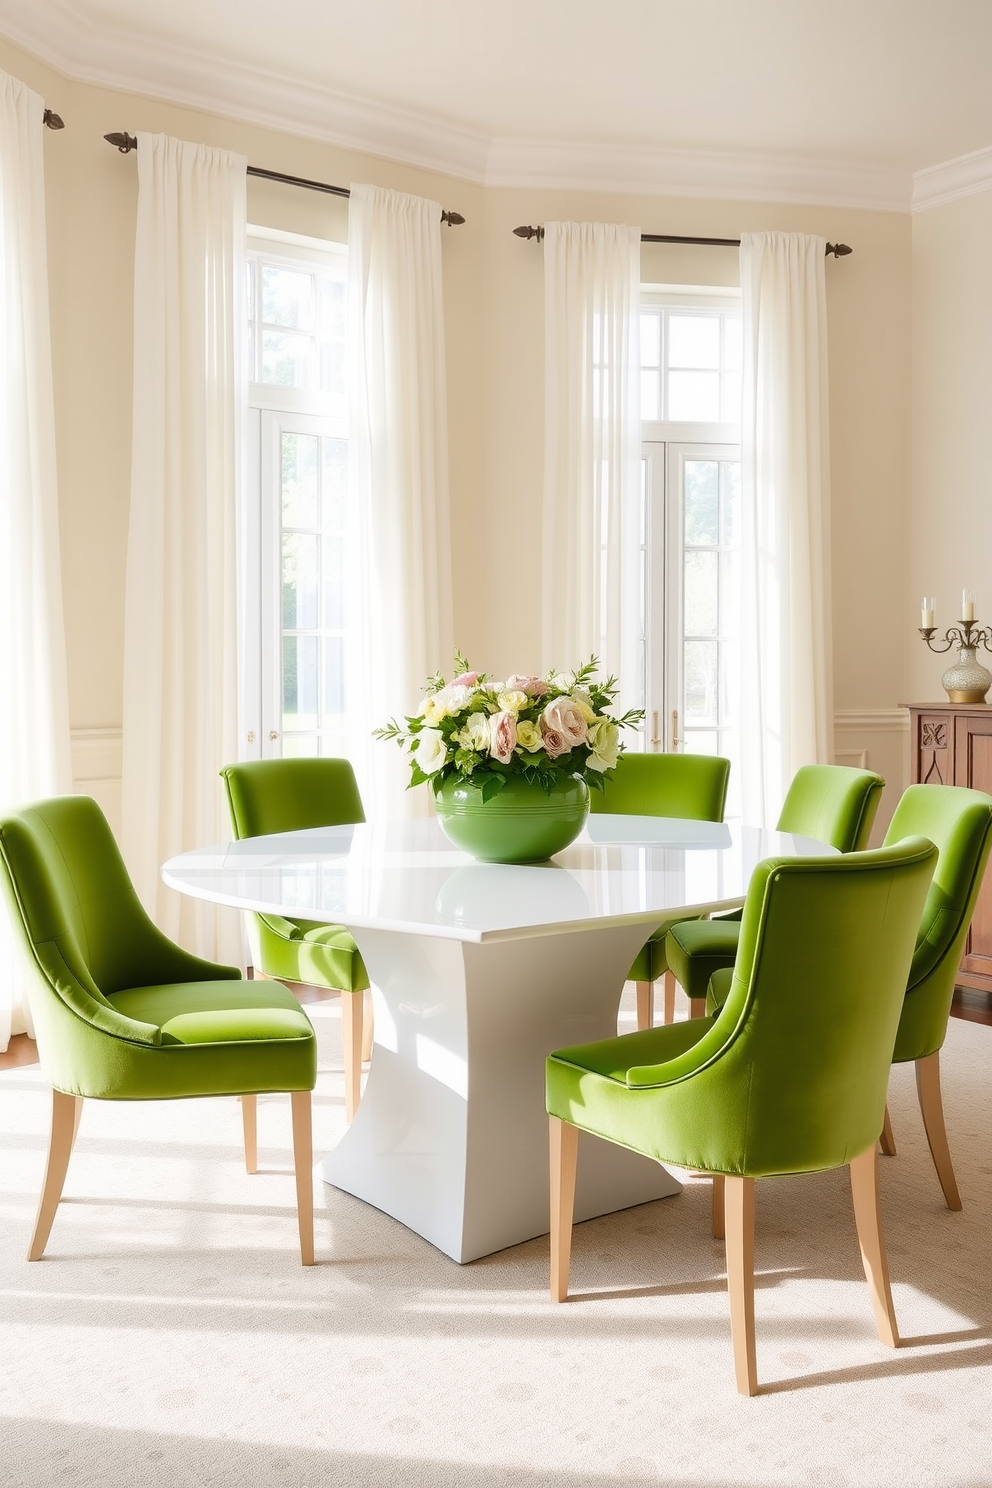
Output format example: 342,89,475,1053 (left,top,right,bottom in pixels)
912,146,992,213
0,7,912,209
484,139,911,211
